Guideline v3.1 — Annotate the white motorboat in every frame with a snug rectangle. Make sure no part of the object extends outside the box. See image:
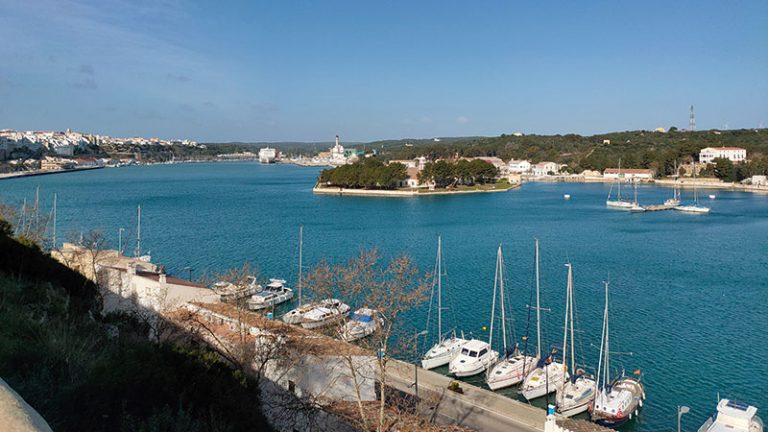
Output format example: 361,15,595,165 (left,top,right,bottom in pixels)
556,264,595,417
214,275,262,304
698,399,763,432
486,243,537,390
421,236,468,369
448,339,498,377
675,161,710,214
340,308,383,341
247,278,294,310
300,299,351,329
282,302,316,325
589,281,645,427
